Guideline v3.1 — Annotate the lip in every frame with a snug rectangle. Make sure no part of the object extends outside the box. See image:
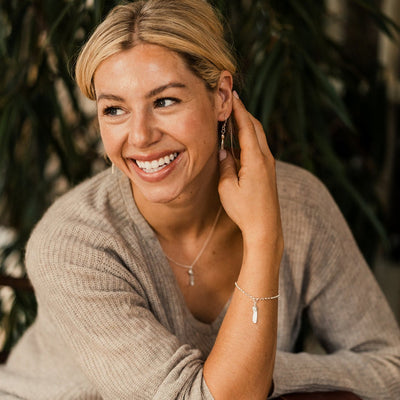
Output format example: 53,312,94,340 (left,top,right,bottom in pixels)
127,151,183,183
129,150,181,162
